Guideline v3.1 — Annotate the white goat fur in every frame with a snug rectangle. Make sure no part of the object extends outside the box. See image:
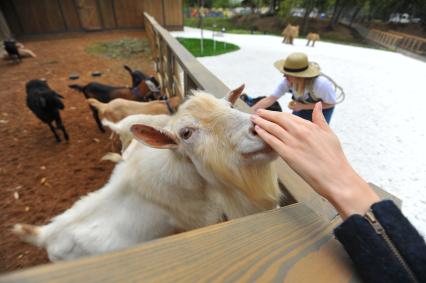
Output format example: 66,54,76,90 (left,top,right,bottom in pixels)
13,90,281,261
102,114,170,152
